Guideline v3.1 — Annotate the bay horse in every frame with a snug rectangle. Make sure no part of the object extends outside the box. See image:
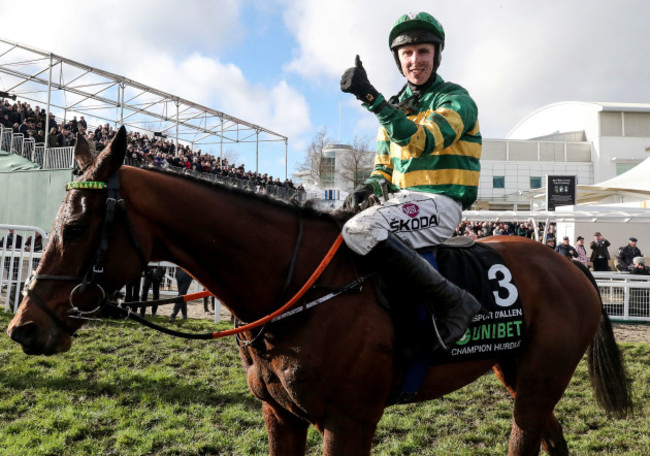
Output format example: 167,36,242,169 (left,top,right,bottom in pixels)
8,127,632,456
